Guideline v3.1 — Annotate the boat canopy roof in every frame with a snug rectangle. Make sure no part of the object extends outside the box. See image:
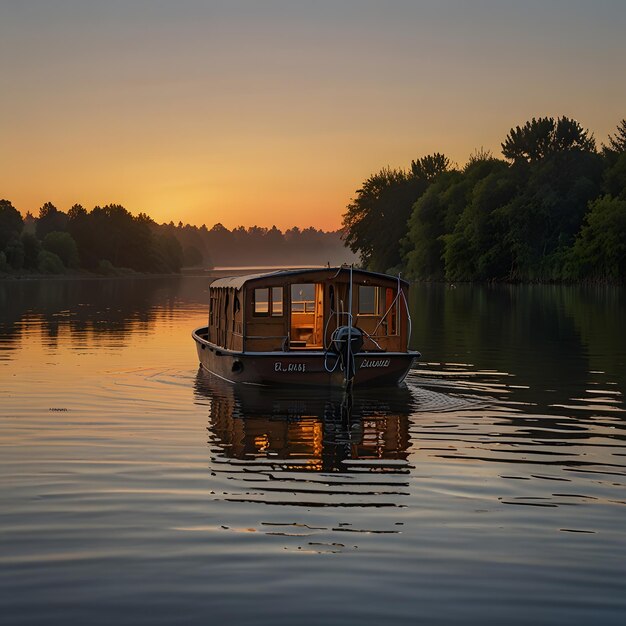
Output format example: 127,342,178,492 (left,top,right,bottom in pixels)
209,267,409,291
